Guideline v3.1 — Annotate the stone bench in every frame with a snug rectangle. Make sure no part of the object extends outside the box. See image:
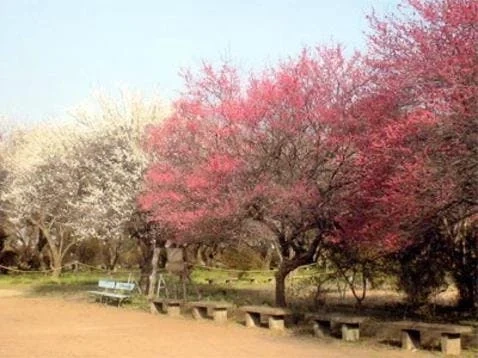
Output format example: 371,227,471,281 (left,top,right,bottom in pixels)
151,298,182,317
306,313,367,342
187,301,233,323
459,320,478,347
239,305,292,331
390,321,473,356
